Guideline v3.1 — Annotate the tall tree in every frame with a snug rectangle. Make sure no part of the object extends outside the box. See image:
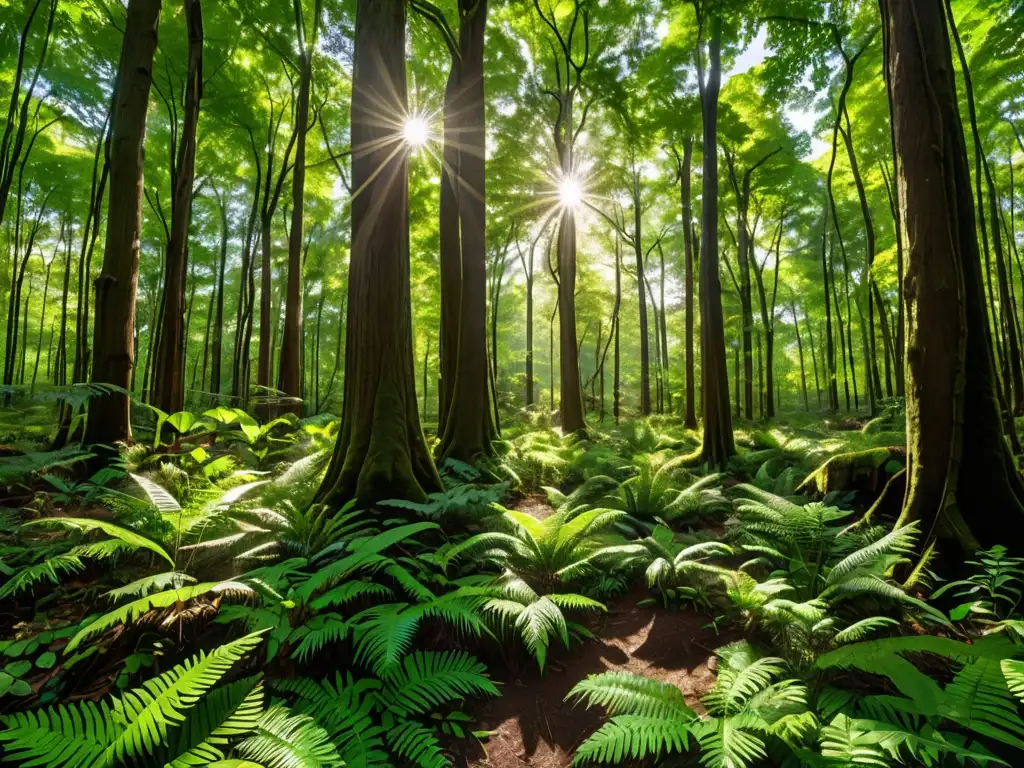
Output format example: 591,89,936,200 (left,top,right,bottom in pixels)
315,0,440,506
534,0,590,434
693,8,734,466
151,0,203,415
85,0,162,449
277,0,324,415
880,0,1024,554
